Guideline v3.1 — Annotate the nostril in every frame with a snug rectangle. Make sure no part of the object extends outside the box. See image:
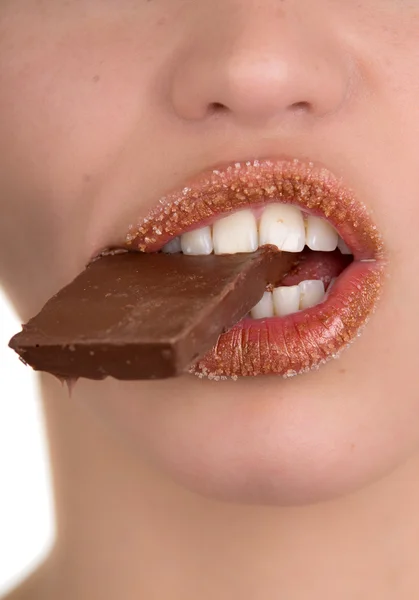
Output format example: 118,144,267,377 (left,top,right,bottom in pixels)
209,102,229,114
290,101,312,113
